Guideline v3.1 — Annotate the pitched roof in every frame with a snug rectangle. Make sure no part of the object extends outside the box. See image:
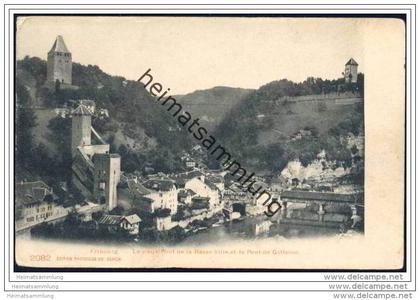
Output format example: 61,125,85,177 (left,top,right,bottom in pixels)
204,179,219,191
122,214,141,224
169,170,204,184
15,181,52,206
98,215,122,225
80,99,95,107
207,175,224,183
127,180,152,197
99,214,141,226
143,179,175,191
281,190,361,203
49,35,70,53
72,104,92,116
345,58,358,66
227,185,245,194
32,188,49,201
192,196,210,202
178,189,196,197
